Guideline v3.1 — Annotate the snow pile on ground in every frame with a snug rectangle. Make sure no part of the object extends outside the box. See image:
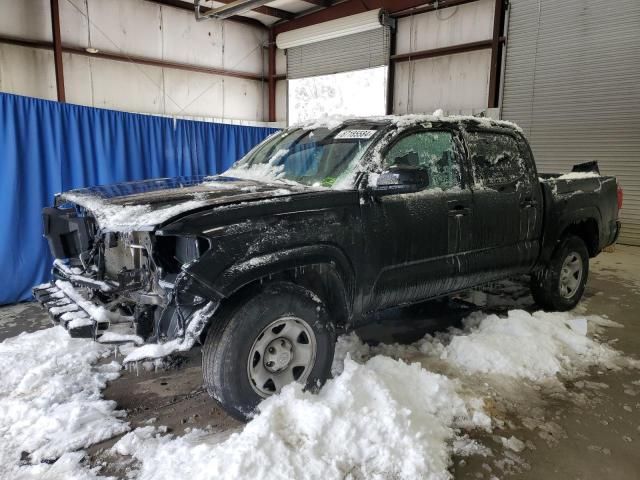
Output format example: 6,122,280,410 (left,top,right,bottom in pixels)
439,310,621,380
334,310,624,382
0,326,128,477
113,356,488,480
12,452,106,480
107,308,632,480
1,307,633,480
